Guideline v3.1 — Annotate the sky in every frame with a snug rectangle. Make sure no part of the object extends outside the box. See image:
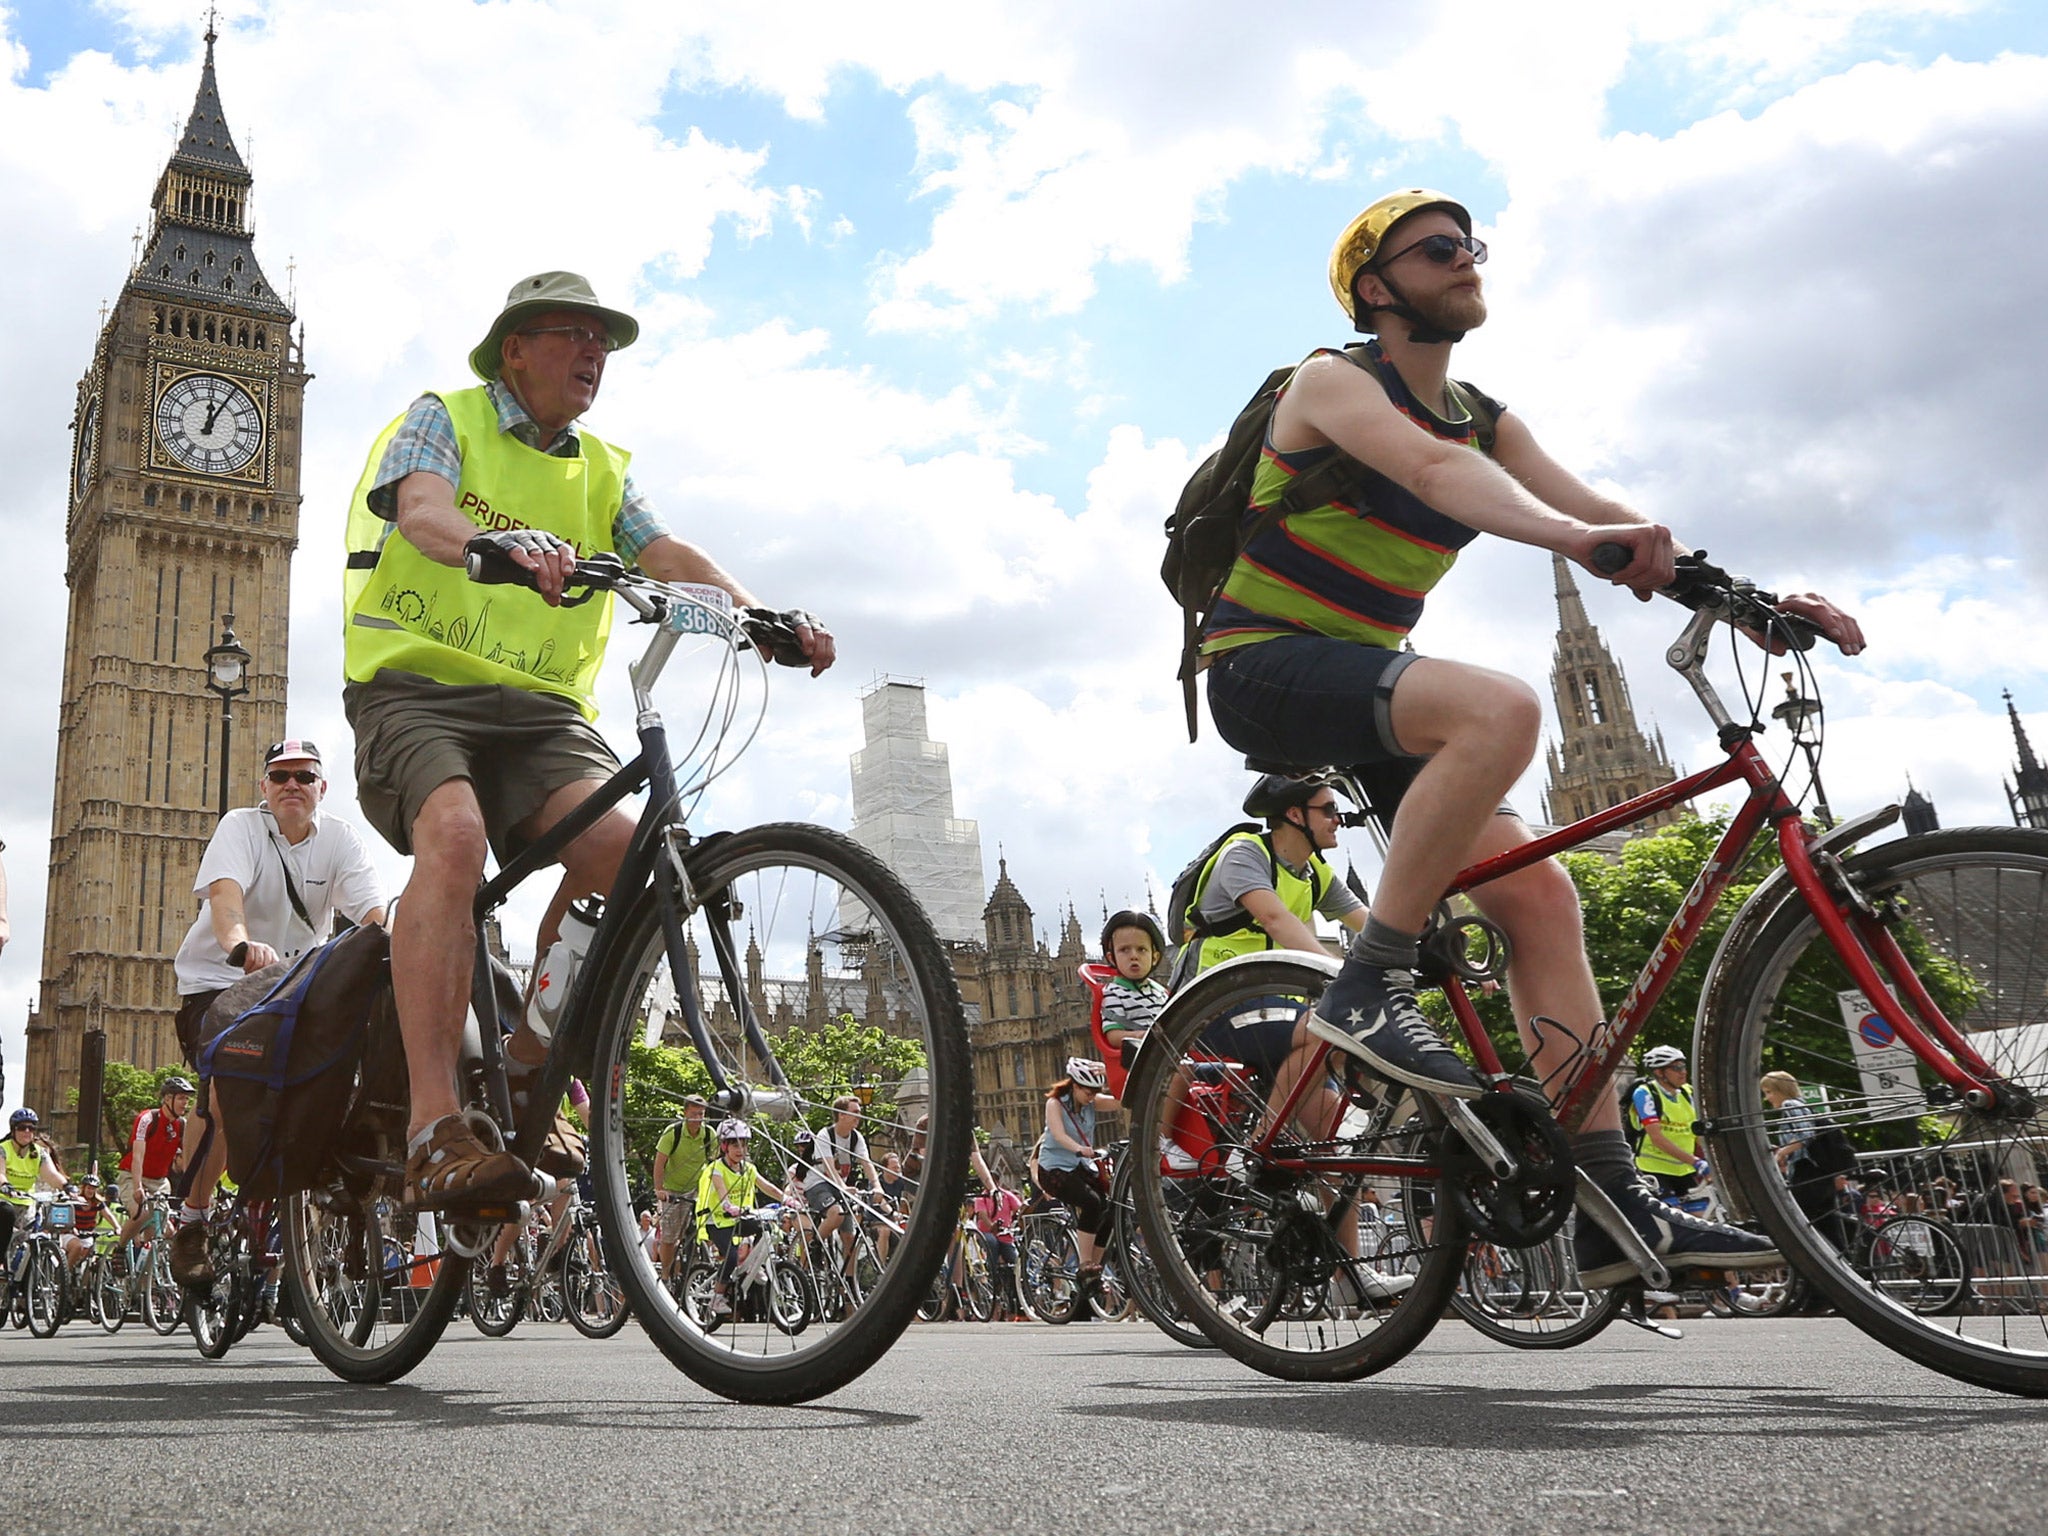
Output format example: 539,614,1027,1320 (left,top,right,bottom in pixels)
5,0,2048,1108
